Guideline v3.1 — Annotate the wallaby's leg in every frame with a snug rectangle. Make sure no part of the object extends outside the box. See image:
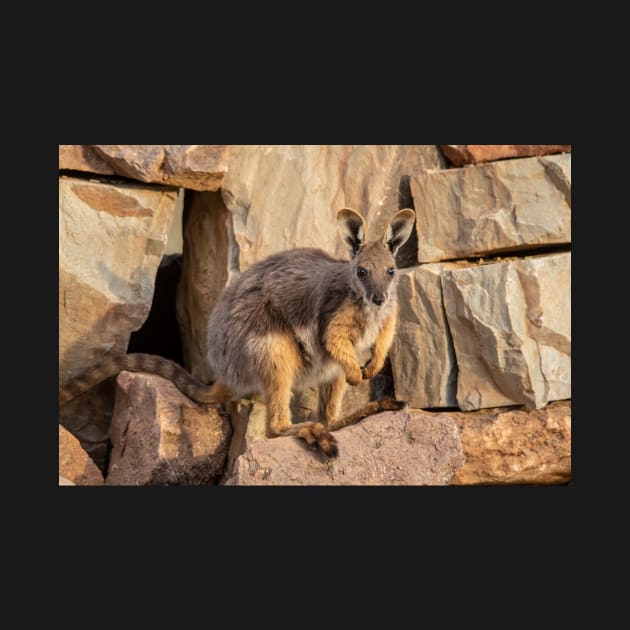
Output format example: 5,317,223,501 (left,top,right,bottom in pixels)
361,305,398,380
261,334,299,436
317,373,347,427
323,303,362,386
265,378,295,436
262,333,338,457
266,379,338,457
